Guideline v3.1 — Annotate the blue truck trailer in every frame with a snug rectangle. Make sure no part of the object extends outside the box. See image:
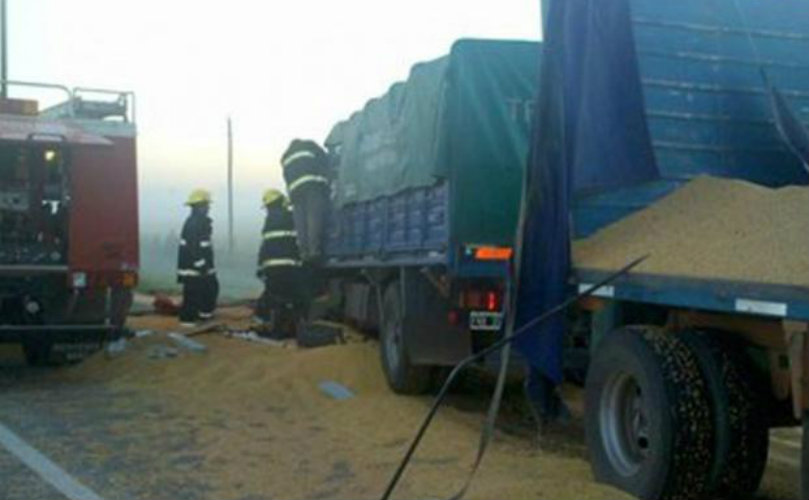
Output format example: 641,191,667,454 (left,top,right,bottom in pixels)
322,1,809,497
527,1,809,499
